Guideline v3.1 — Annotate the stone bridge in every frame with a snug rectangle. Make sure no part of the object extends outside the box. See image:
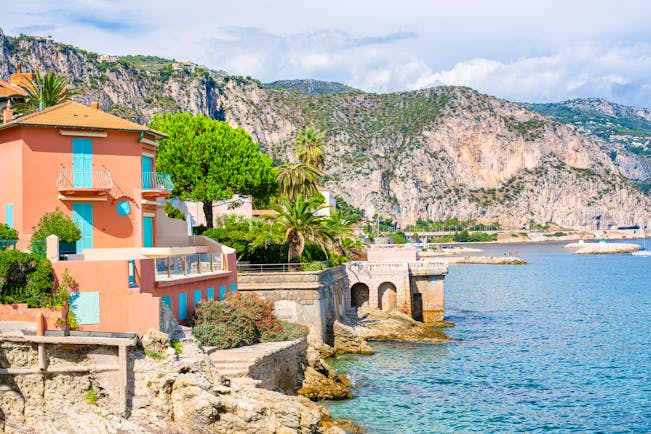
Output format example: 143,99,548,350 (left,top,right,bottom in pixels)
343,260,448,323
